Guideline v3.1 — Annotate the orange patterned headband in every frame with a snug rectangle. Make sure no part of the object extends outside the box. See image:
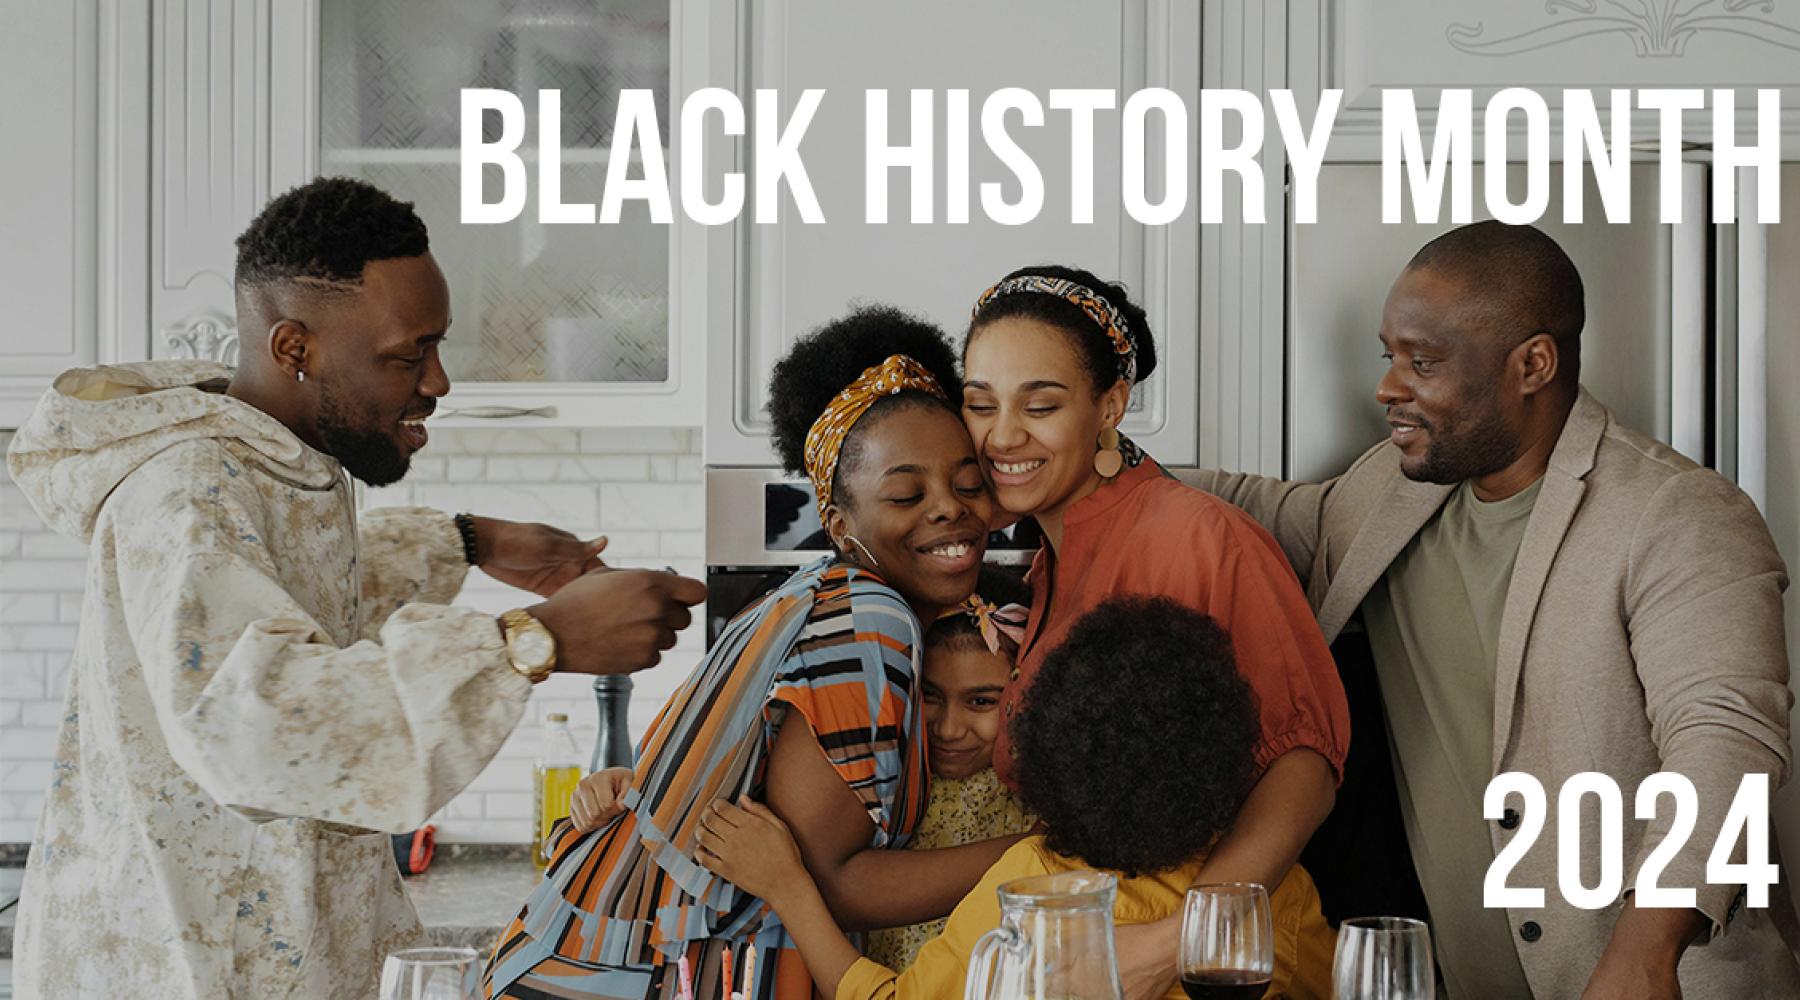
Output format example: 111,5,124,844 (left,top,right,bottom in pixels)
802,354,948,522
972,274,1137,384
